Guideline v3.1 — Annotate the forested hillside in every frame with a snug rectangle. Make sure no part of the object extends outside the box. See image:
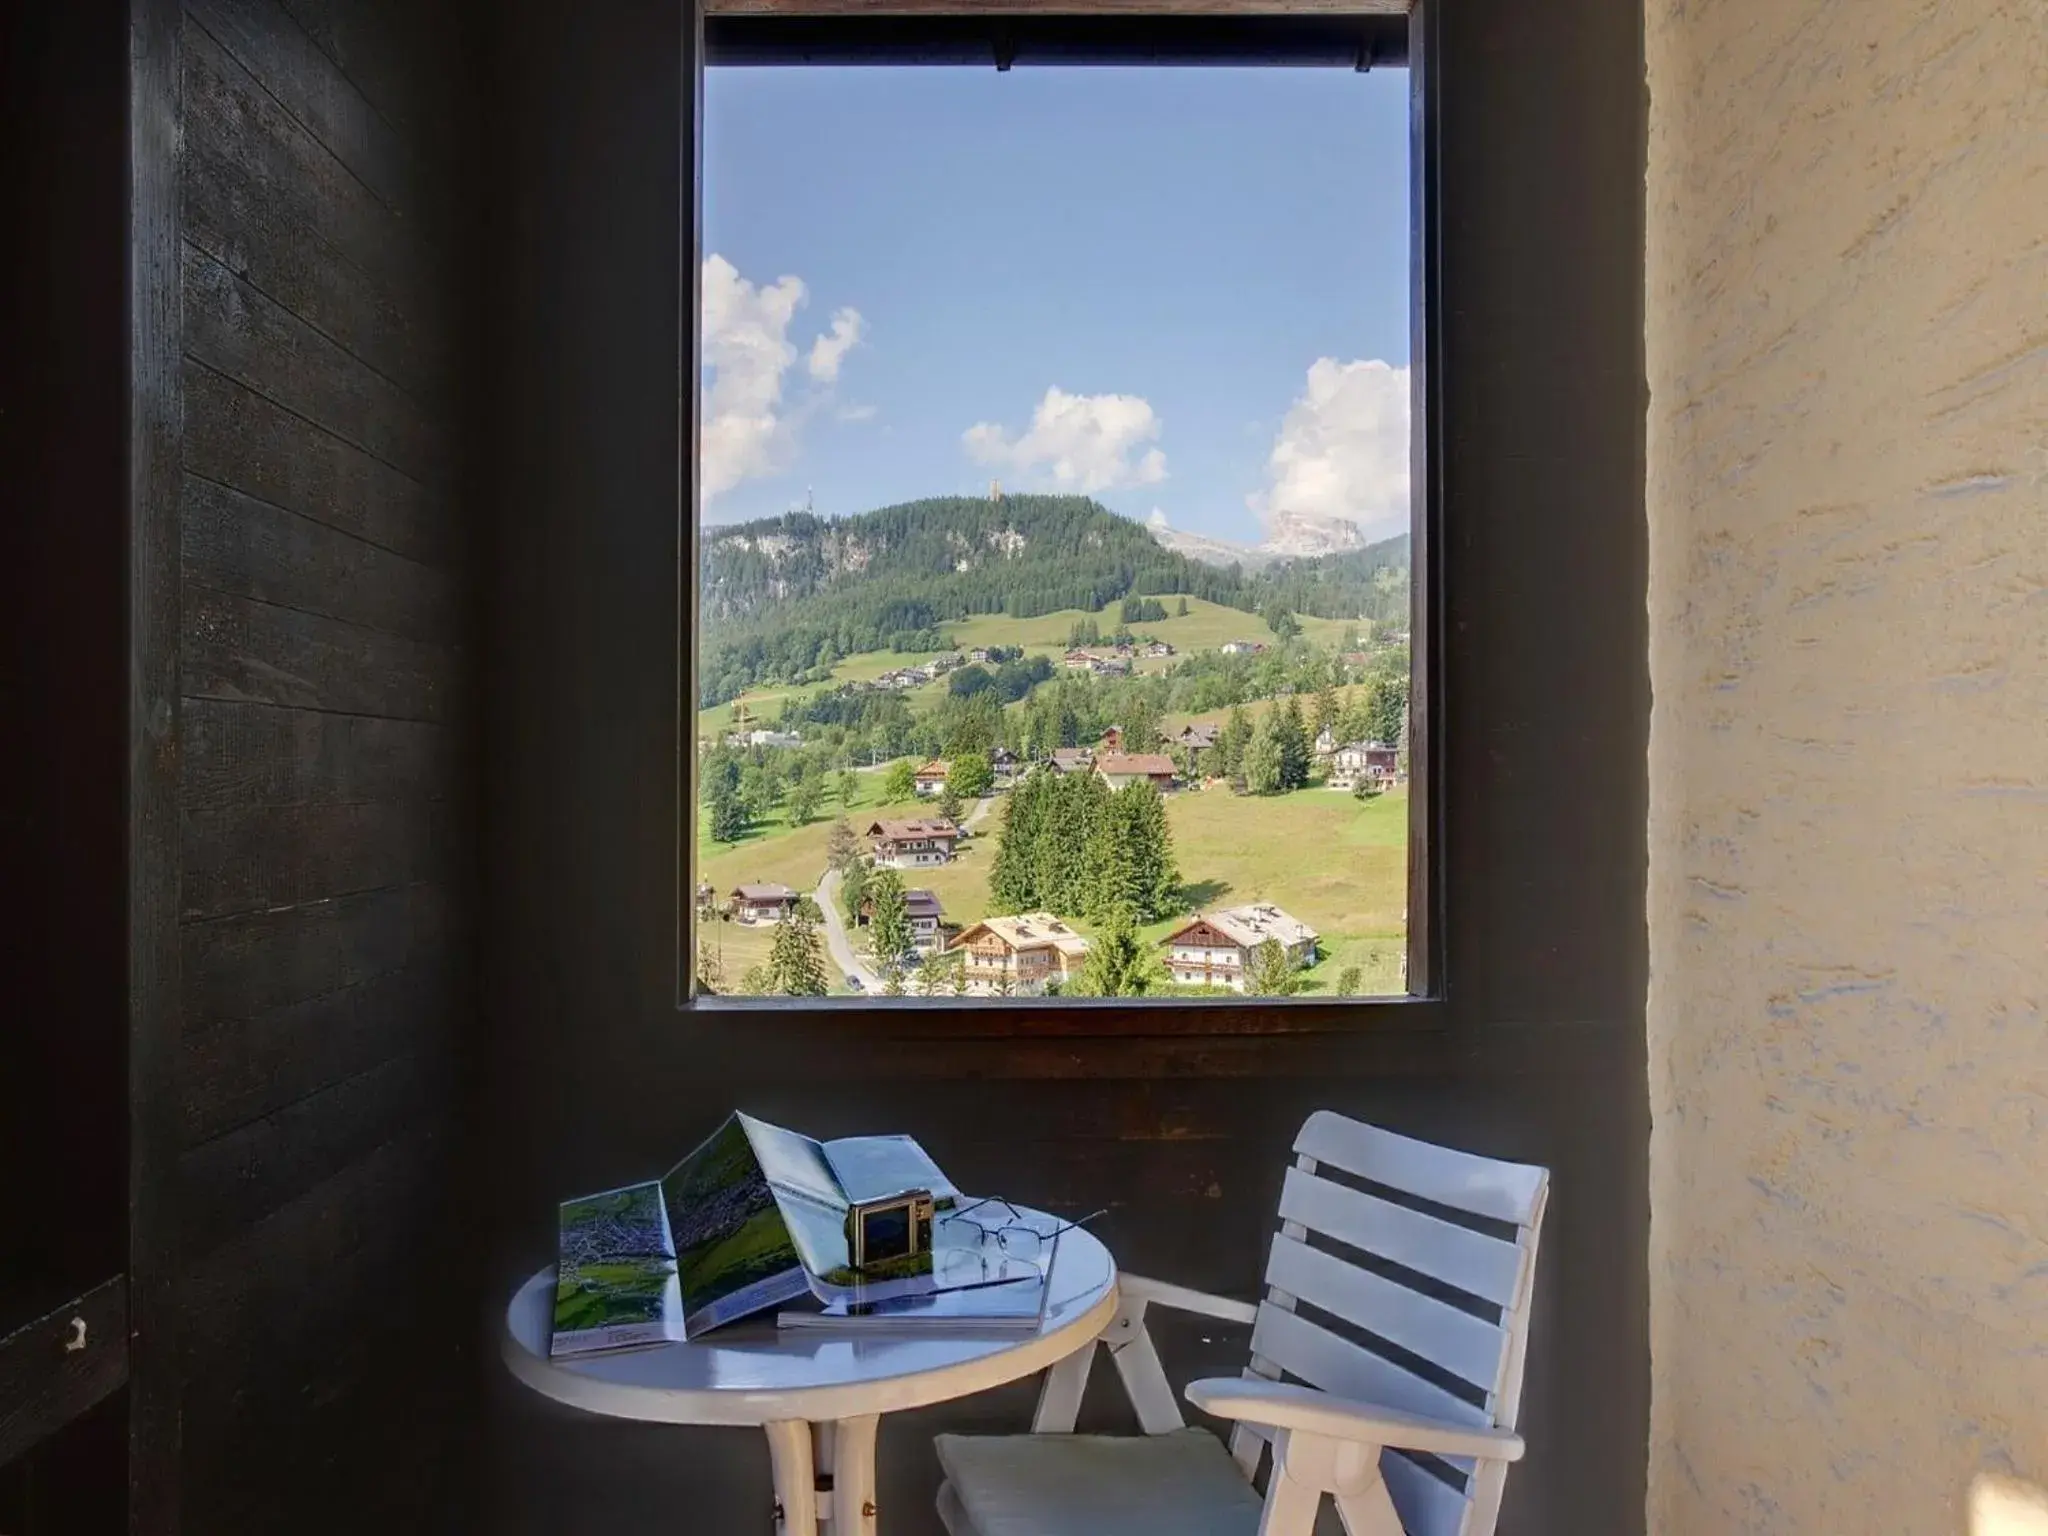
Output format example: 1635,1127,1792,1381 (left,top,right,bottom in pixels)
700,494,1409,706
